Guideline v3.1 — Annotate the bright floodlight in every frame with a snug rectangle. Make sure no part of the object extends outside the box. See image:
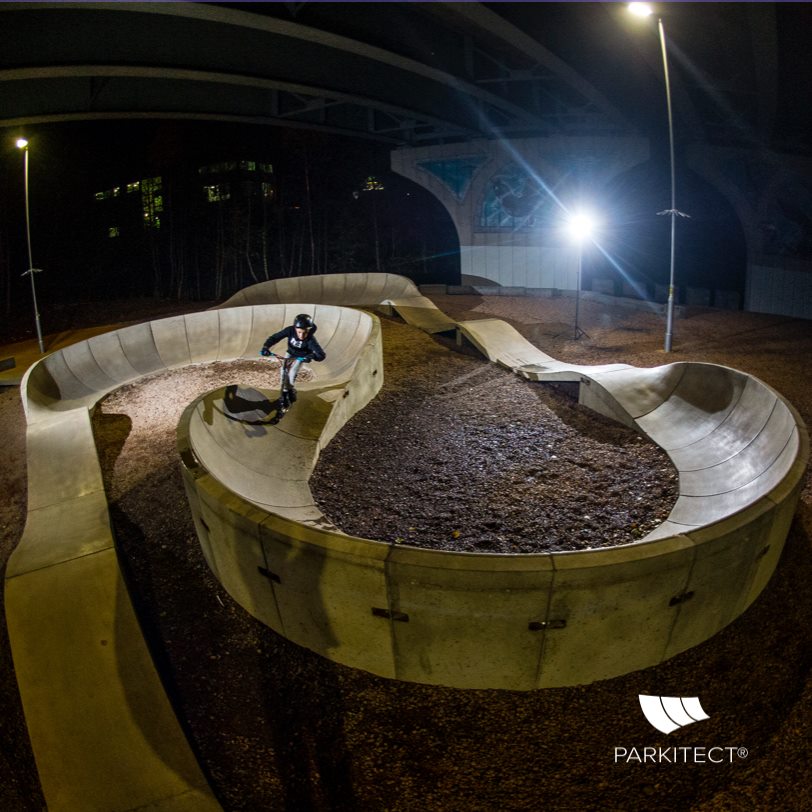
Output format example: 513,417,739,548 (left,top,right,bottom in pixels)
16,137,28,149
567,211,596,242
628,3,653,17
